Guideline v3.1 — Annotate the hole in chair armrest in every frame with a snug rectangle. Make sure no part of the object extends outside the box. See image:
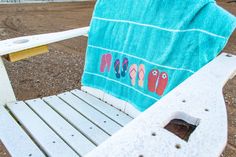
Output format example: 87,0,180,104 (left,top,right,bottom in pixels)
13,39,29,44
164,119,197,141
164,112,200,141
